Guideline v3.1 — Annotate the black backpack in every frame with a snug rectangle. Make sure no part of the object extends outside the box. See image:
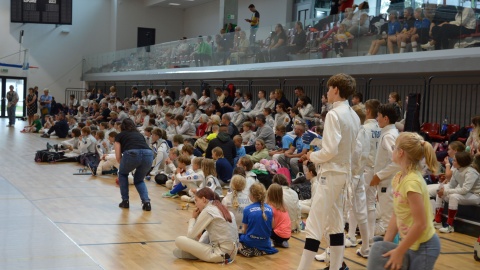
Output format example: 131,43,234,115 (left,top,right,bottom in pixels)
35,150,65,163
290,181,311,200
